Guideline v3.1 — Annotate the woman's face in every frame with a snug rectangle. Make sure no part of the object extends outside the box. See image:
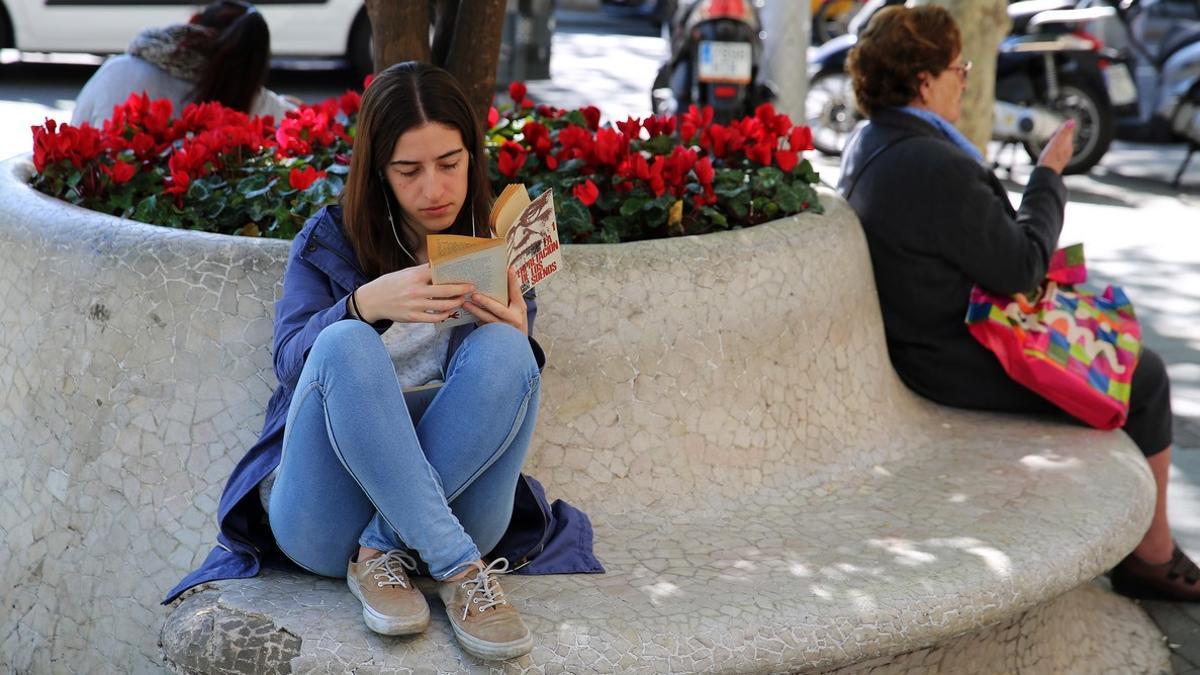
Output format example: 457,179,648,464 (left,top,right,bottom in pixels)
920,53,969,124
384,122,470,238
